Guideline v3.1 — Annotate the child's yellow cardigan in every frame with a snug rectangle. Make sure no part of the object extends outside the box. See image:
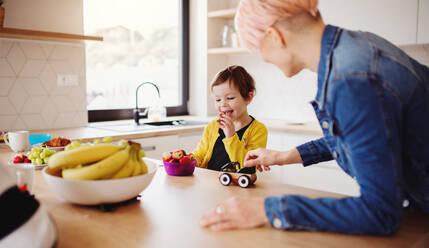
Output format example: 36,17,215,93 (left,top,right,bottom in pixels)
193,119,268,169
